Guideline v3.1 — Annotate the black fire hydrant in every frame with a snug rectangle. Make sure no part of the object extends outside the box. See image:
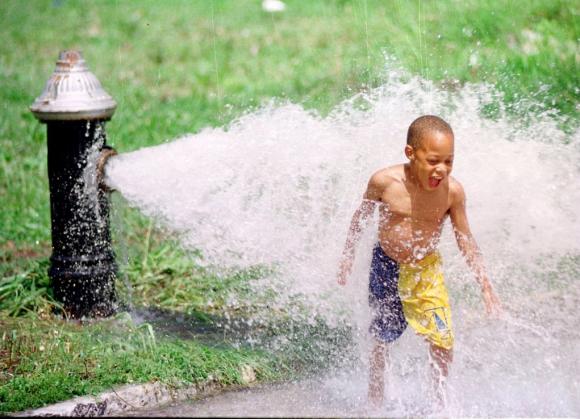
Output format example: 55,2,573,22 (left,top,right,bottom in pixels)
30,50,118,318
